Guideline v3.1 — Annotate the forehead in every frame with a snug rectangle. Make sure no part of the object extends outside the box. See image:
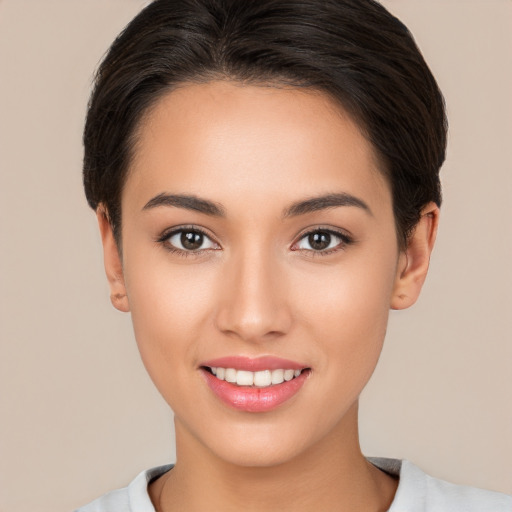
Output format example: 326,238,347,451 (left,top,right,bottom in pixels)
125,80,391,214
